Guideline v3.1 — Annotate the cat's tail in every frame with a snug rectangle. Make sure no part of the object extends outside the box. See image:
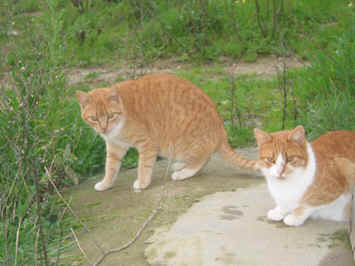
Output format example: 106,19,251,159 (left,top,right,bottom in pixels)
218,140,260,171
335,157,355,187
